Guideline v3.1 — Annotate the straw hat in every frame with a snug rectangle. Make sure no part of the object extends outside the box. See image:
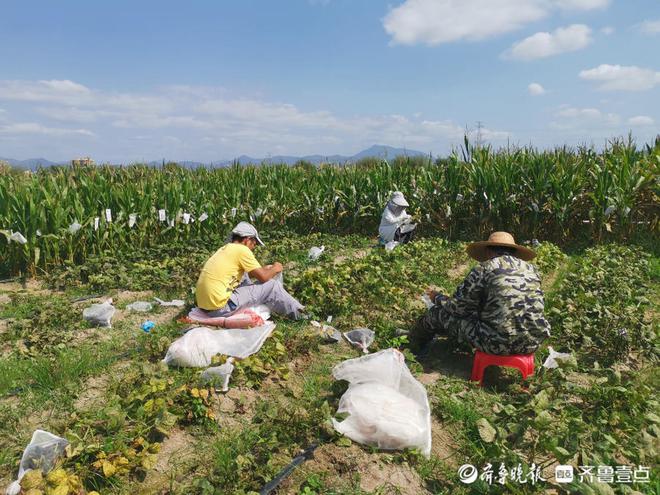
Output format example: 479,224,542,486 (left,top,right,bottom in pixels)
390,191,409,207
466,231,536,262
